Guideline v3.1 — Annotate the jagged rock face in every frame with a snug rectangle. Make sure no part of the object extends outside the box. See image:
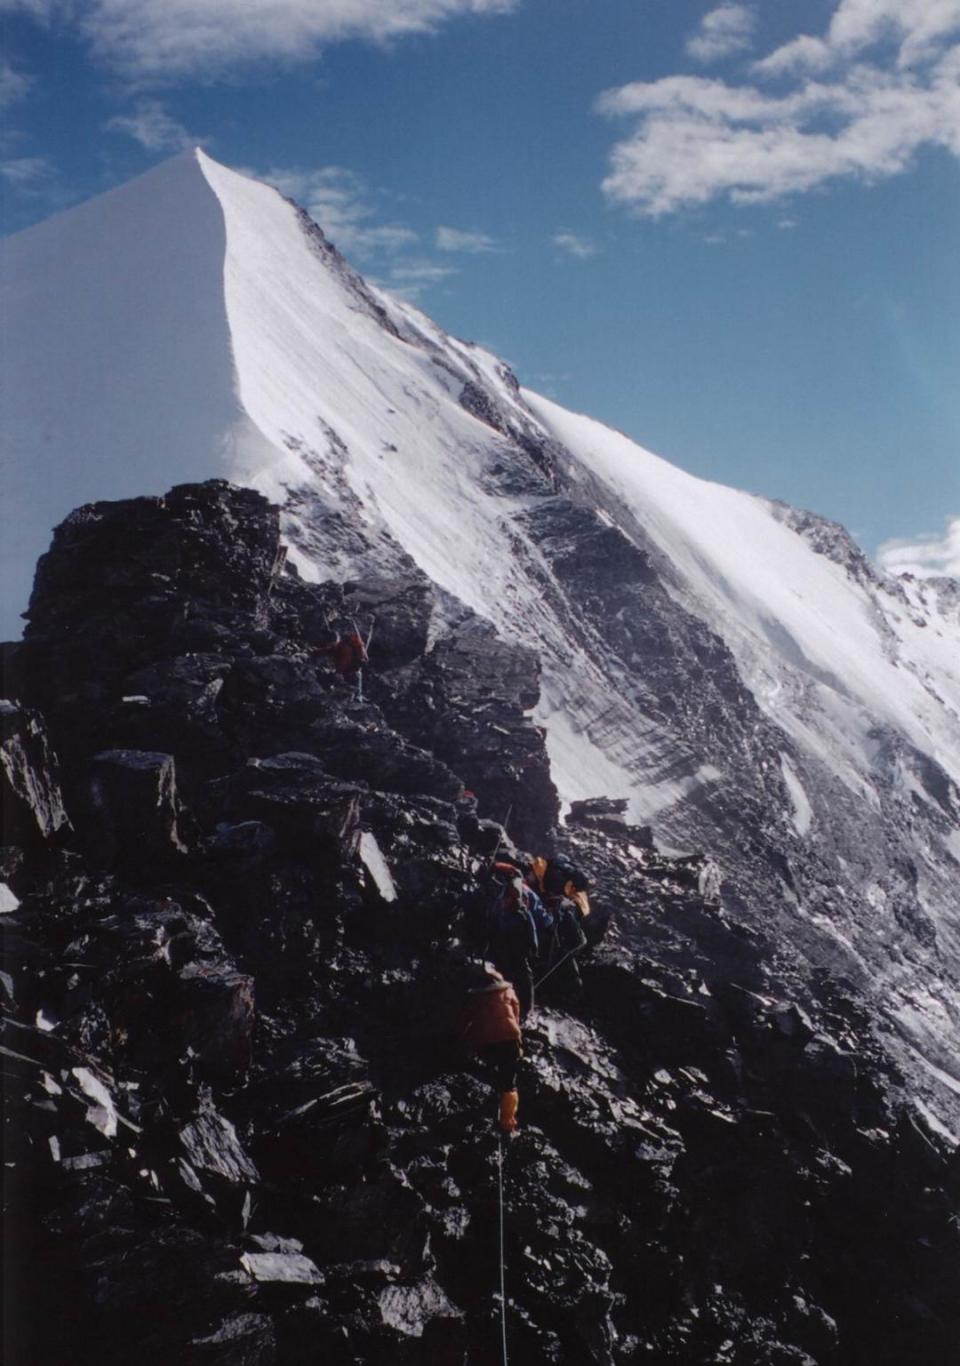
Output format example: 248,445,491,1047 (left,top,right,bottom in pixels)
1,703,72,847
3,481,959,1365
